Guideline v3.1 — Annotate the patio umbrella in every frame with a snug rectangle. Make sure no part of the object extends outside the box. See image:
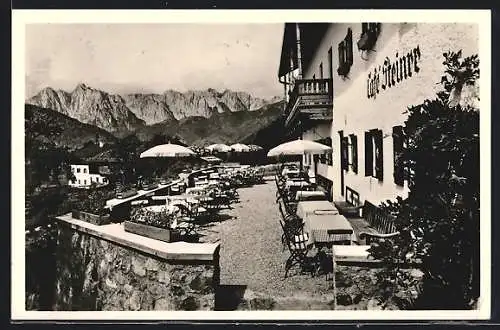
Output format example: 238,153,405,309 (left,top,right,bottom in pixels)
206,143,231,153
140,143,196,158
230,143,251,152
267,139,332,157
248,144,263,151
